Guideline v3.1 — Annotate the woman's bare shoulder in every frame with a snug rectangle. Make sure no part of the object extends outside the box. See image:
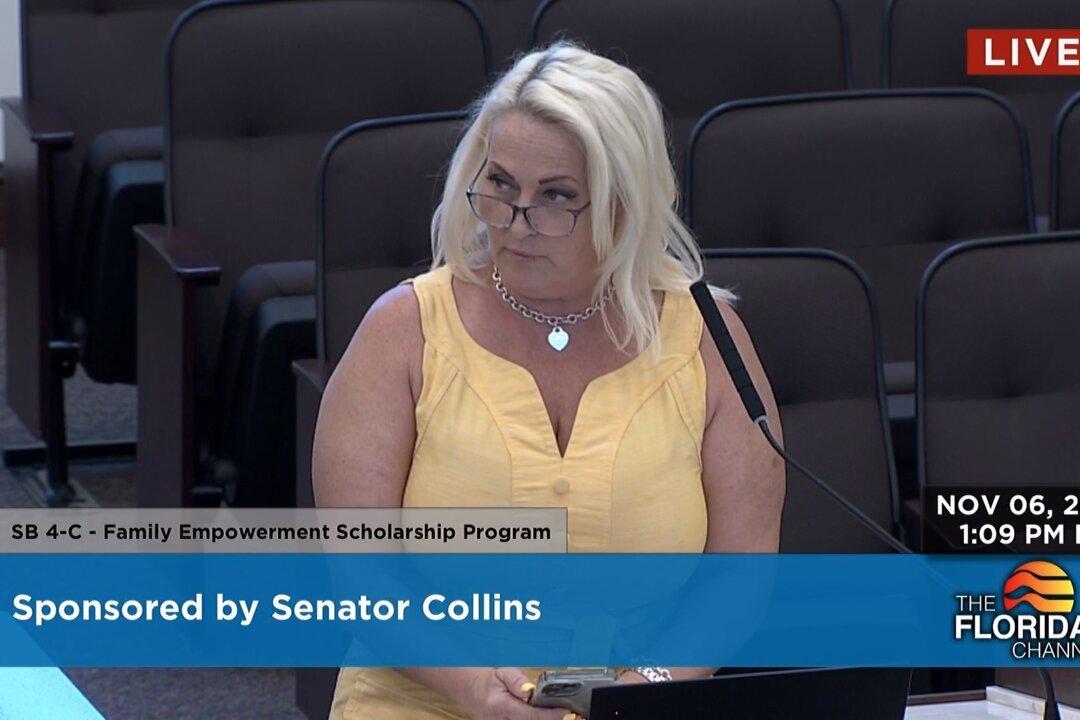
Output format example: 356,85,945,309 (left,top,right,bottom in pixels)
333,282,424,399
361,282,423,339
